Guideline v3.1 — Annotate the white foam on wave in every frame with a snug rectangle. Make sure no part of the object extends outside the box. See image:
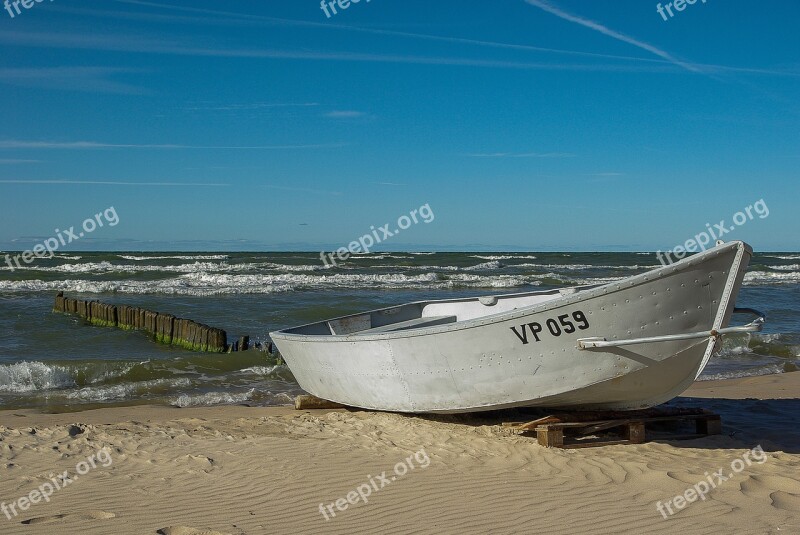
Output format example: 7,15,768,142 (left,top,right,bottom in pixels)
1,260,328,274
716,345,754,357
513,263,592,270
765,255,800,260
698,364,786,381
259,262,327,272
347,254,415,260
0,360,146,393
183,271,445,289
512,263,656,271
172,388,256,407
462,261,502,271
444,273,531,287
471,255,537,260
119,254,229,261
0,361,75,393
554,275,621,286
67,377,192,402
756,333,783,343
387,264,458,272
771,264,800,271
240,365,282,375
744,271,800,285
0,270,577,295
